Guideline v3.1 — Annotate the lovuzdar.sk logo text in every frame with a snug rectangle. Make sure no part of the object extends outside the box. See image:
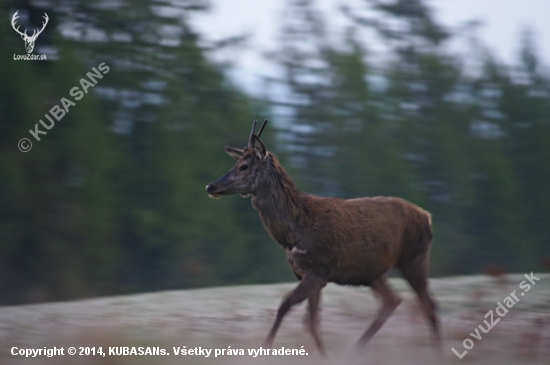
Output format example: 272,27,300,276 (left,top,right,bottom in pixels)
12,10,49,60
